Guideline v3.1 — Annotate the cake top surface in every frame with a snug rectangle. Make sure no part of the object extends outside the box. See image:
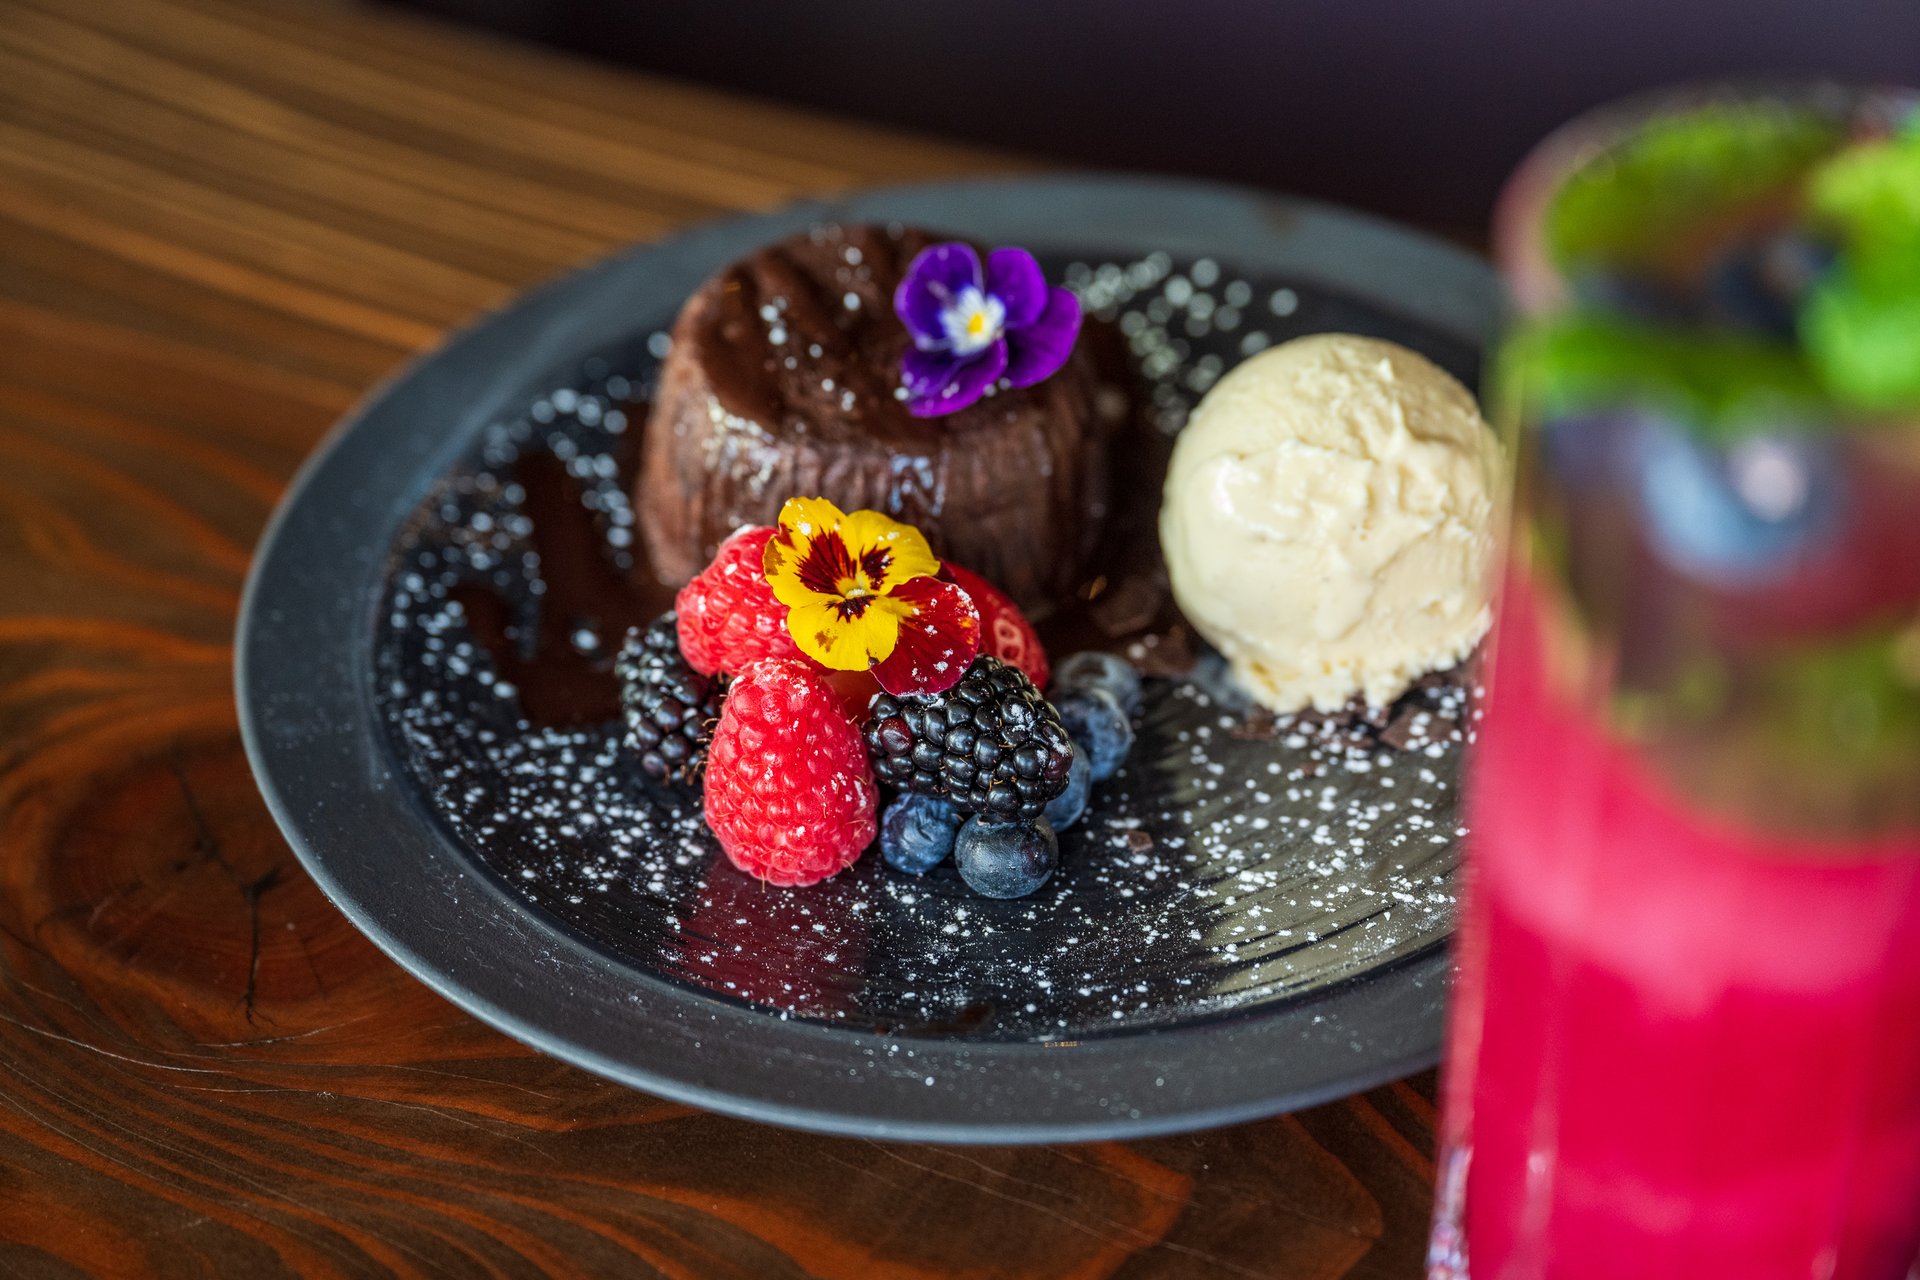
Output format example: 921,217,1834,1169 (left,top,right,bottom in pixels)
686,222,1091,445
